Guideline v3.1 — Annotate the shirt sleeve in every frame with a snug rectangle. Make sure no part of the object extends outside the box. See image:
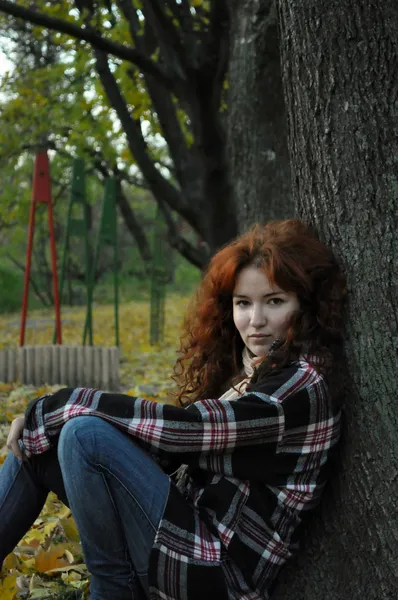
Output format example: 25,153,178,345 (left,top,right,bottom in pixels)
22,384,286,459
22,363,335,467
